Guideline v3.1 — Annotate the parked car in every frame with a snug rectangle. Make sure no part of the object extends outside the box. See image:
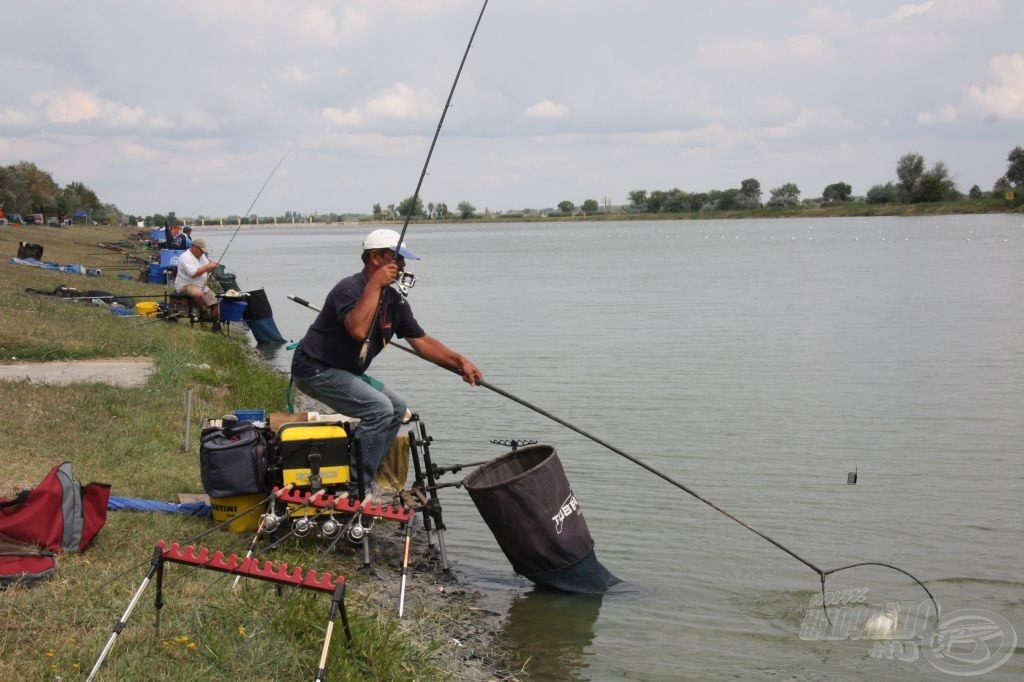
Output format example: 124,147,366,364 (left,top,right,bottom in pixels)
25,213,45,224
47,217,60,226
